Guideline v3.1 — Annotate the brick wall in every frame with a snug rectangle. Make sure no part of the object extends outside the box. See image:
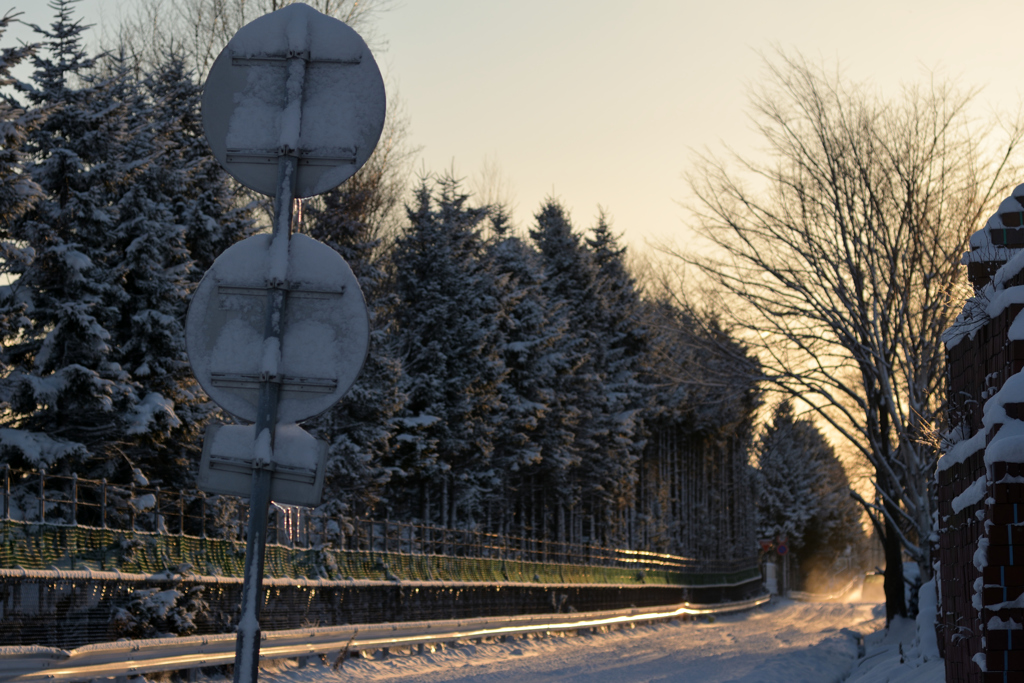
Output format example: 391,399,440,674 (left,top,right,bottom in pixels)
942,265,1024,682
